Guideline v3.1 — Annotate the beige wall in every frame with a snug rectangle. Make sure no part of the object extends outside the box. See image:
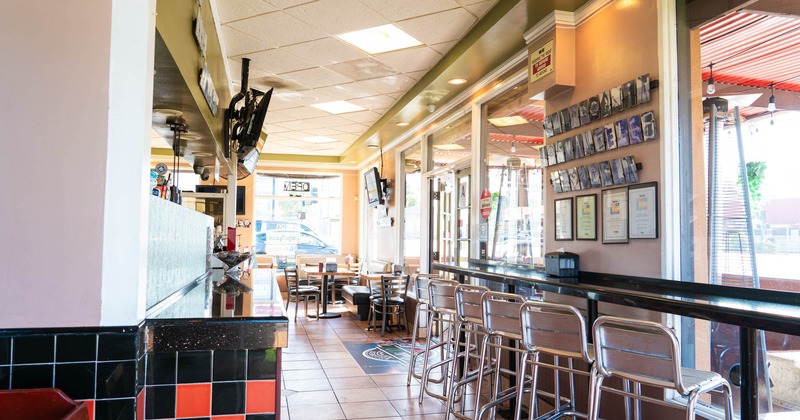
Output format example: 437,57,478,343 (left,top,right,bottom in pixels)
541,1,662,278
363,149,399,264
